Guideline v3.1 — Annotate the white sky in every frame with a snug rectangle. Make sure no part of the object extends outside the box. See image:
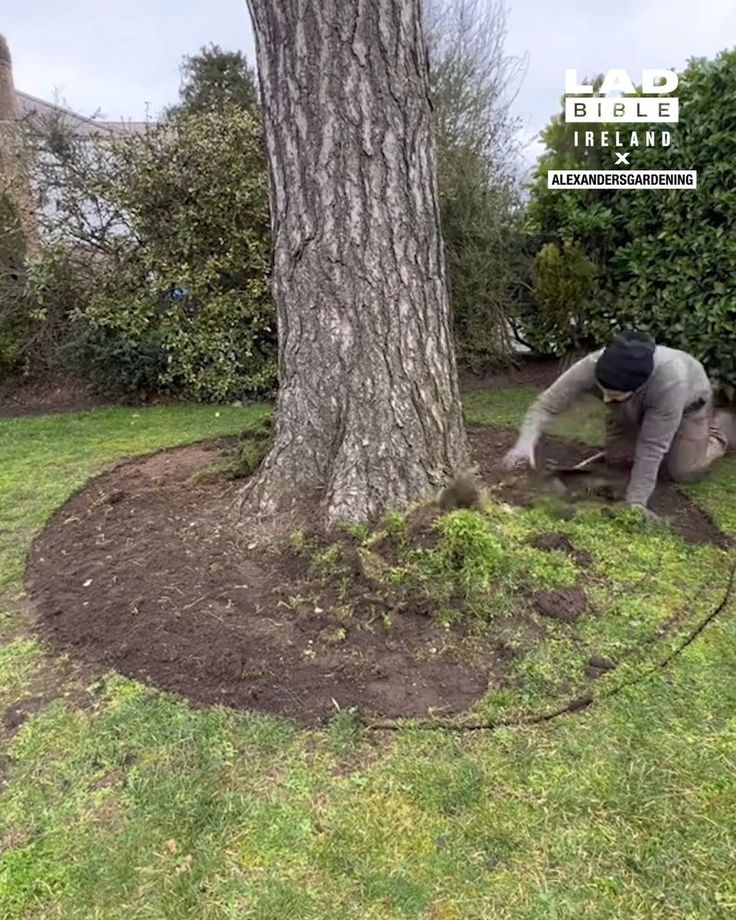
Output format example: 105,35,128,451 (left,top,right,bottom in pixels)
503,0,736,163
4,0,736,162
